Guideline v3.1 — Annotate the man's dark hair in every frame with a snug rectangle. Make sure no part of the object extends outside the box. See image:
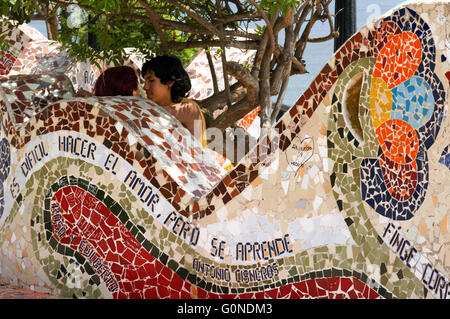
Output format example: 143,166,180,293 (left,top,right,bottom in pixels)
142,55,191,102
